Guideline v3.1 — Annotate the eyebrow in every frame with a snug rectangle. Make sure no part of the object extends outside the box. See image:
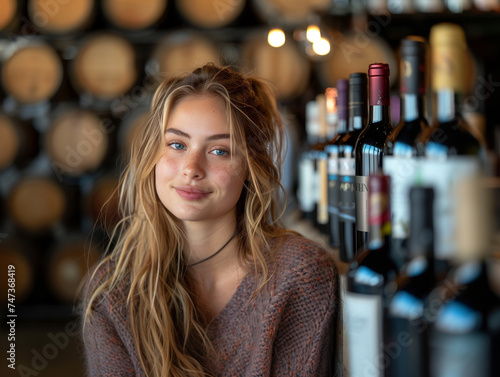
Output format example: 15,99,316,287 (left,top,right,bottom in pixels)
165,128,230,141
